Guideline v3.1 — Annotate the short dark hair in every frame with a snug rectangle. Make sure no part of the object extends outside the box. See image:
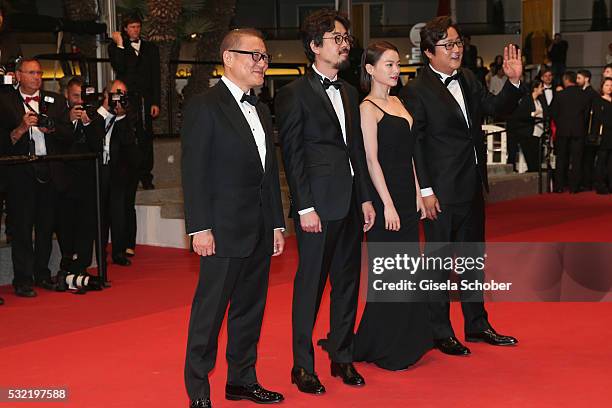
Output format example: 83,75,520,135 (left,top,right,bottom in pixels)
539,66,553,76
300,8,350,63
530,79,543,92
563,71,577,84
577,69,592,79
67,76,83,90
420,16,461,59
360,41,399,92
121,13,142,30
219,28,265,61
